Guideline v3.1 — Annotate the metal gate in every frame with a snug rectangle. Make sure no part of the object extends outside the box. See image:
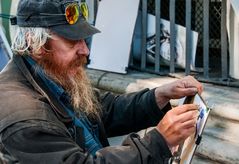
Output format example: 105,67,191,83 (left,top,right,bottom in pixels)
129,0,236,86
